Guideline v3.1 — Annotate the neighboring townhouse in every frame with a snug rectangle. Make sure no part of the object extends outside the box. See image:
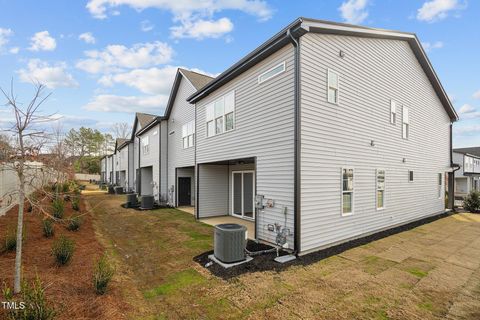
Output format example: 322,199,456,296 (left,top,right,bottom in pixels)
453,147,480,197
130,113,158,194
164,68,213,207
106,154,113,184
100,156,107,183
187,18,458,254
115,138,130,190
